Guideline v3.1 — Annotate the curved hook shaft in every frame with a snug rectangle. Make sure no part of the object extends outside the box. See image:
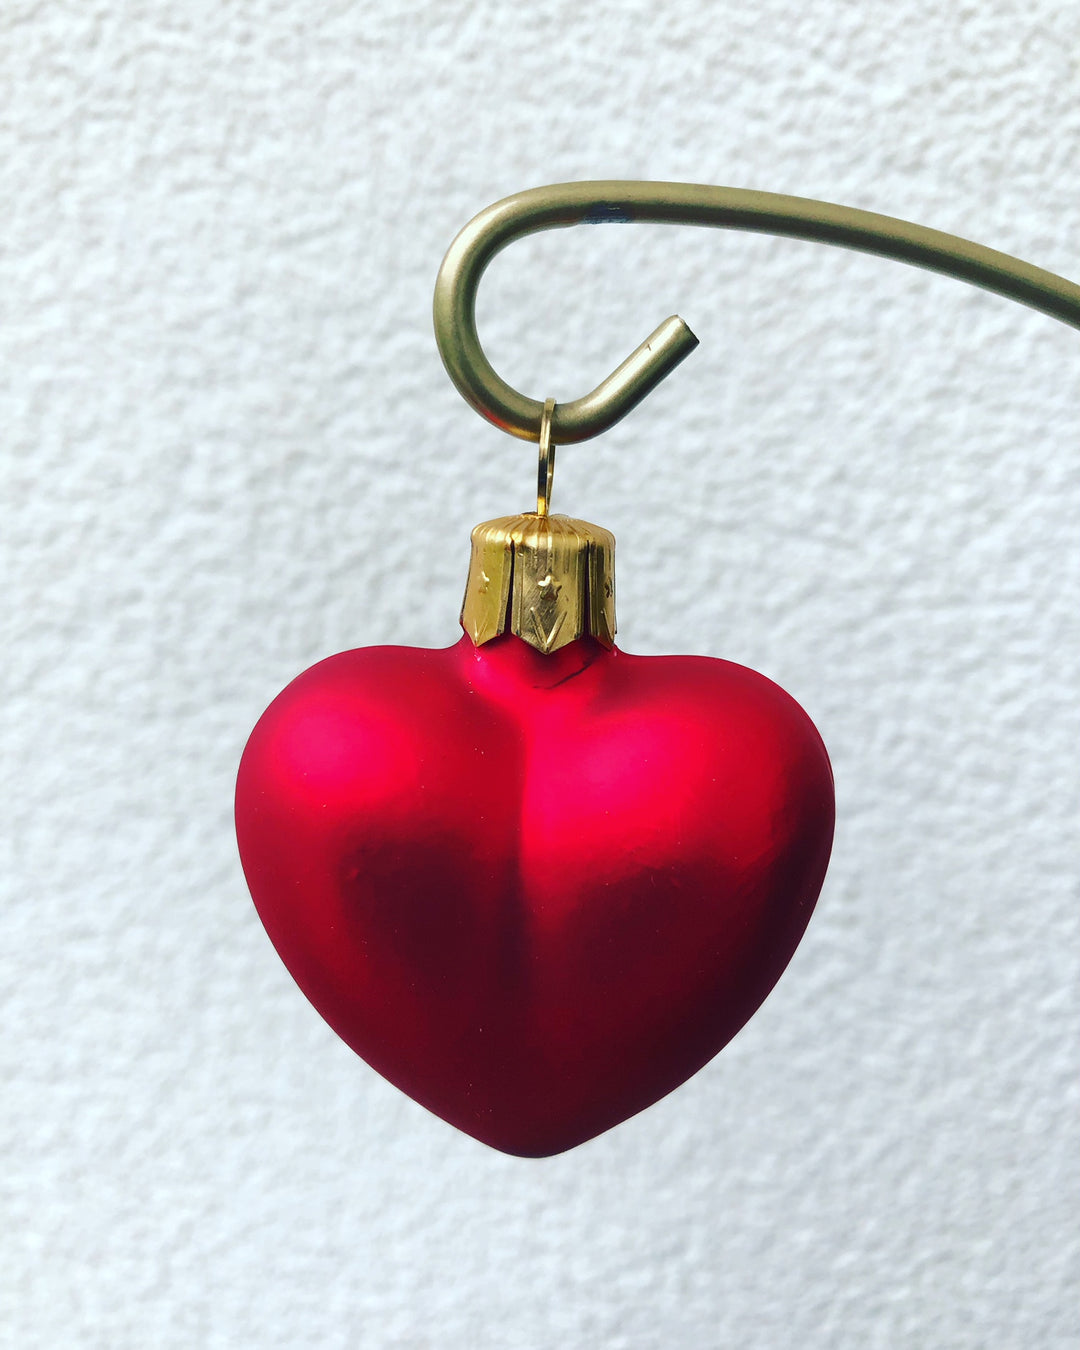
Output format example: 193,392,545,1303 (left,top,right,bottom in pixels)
433,180,1080,445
